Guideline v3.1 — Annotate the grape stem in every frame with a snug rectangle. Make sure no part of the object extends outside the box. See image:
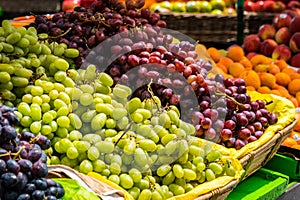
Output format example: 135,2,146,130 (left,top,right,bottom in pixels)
215,90,244,109
11,146,25,160
146,81,163,113
38,27,72,40
114,122,134,146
